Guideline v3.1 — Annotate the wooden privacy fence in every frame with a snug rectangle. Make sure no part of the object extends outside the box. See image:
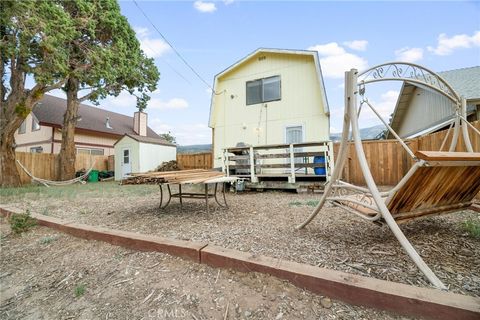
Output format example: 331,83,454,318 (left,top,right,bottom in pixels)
335,120,480,186
15,152,109,184
177,152,213,170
